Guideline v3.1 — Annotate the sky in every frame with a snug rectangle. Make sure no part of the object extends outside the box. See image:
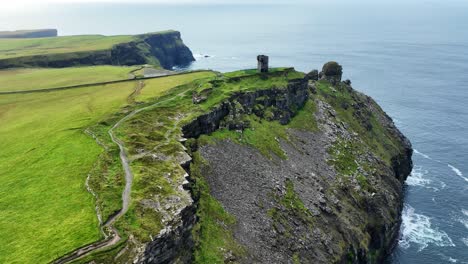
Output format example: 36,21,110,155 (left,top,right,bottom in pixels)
1,0,298,10
2,0,463,8
1,0,466,15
